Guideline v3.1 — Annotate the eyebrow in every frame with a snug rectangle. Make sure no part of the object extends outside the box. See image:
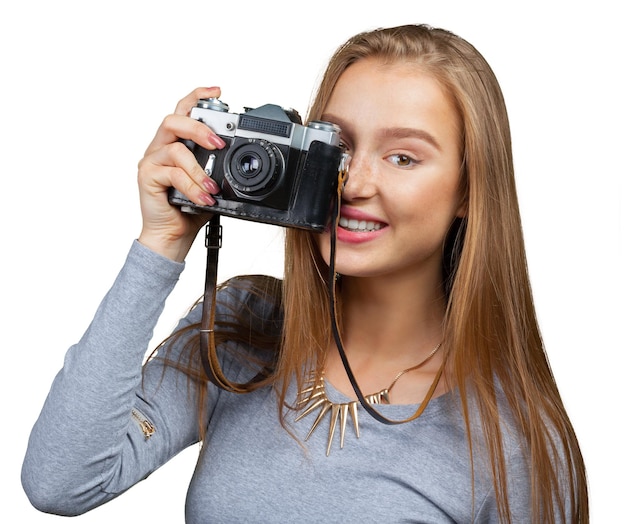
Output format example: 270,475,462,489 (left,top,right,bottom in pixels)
379,127,441,151
321,113,441,151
